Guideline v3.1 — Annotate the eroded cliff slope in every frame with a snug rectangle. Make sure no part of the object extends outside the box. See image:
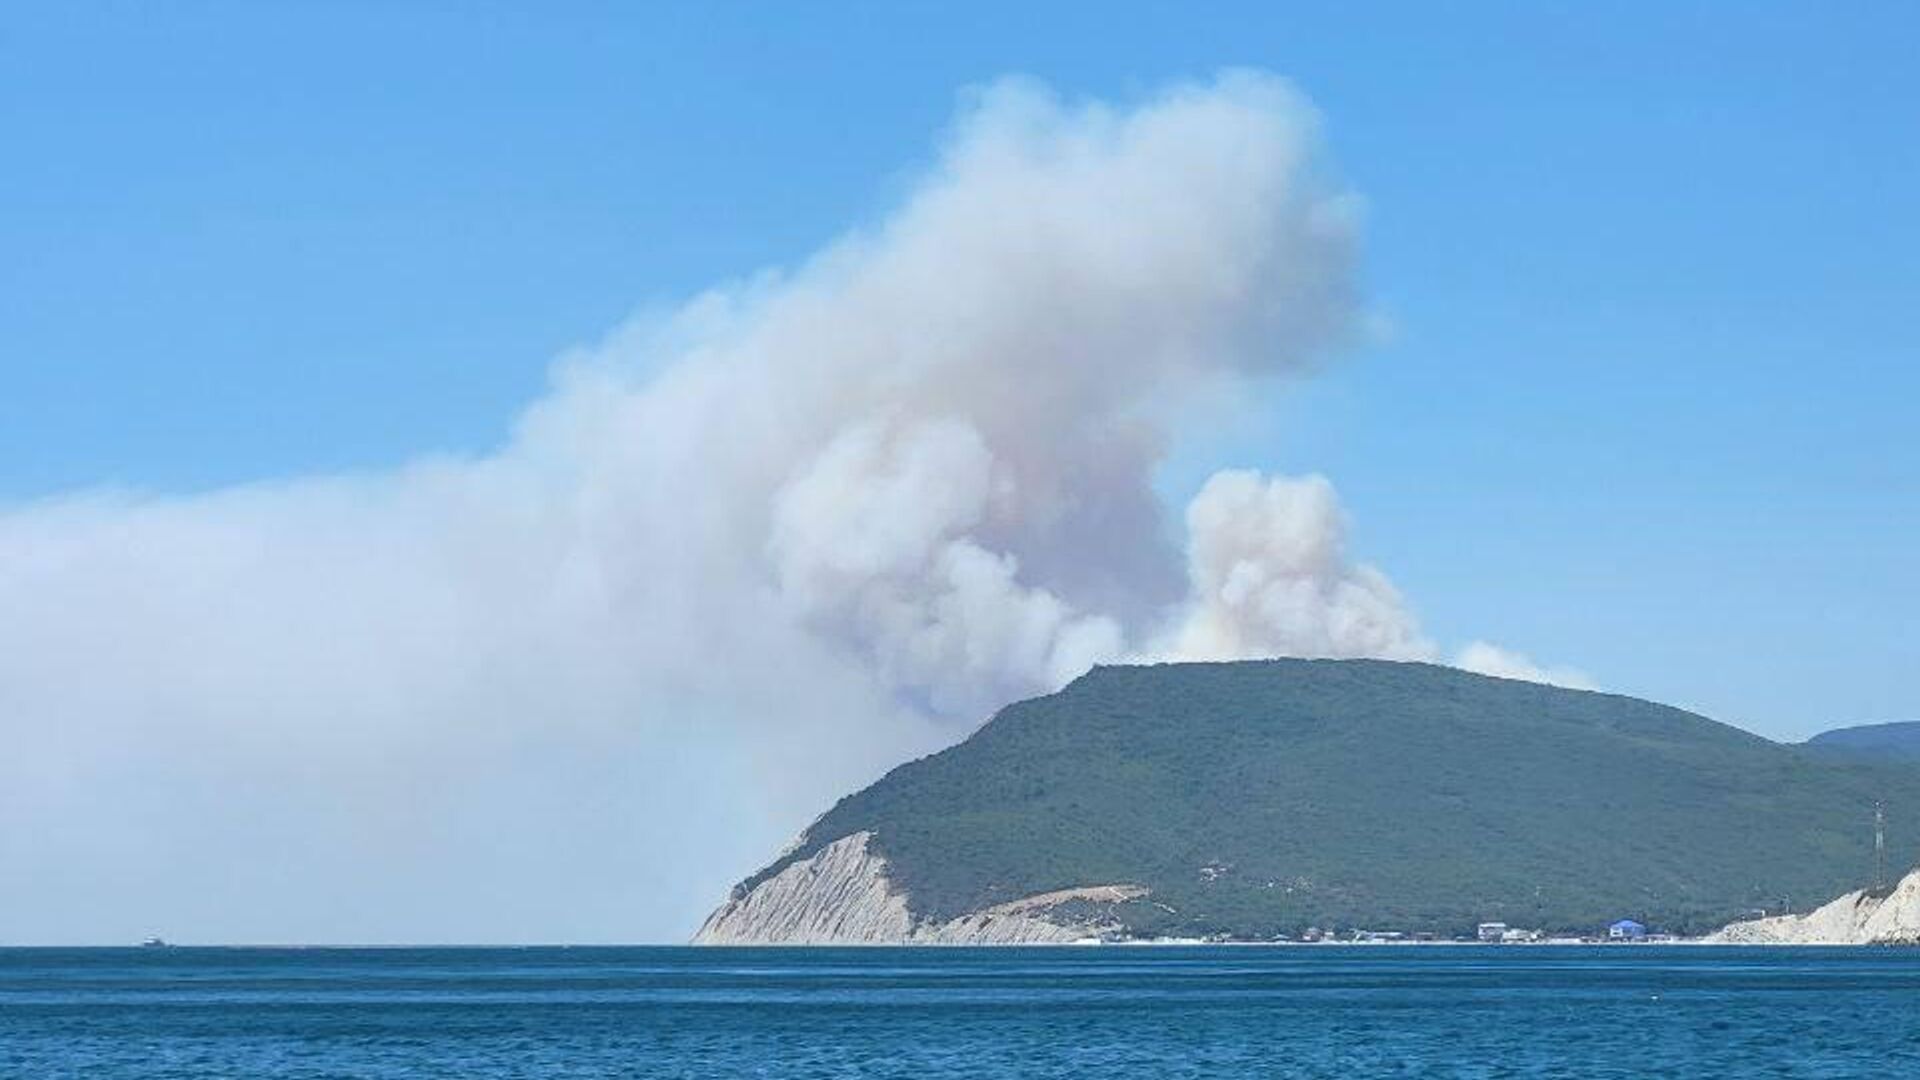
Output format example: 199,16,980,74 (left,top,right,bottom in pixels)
1708,866,1920,944
693,832,1142,944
